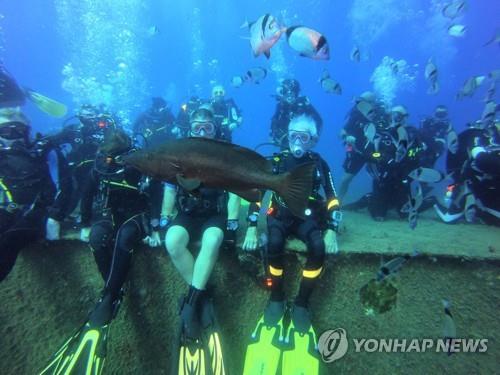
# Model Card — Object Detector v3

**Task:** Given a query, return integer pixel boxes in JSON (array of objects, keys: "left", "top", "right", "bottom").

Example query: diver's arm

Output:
[
  {"left": 46, "top": 149, "right": 73, "bottom": 221},
  {"left": 80, "top": 170, "right": 98, "bottom": 228},
  {"left": 320, "top": 158, "right": 342, "bottom": 234},
  {"left": 148, "top": 178, "right": 164, "bottom": 223}
]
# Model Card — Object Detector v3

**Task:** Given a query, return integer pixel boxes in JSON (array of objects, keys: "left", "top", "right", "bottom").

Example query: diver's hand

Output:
[
  {"left": 345, "top": 135, "right": 356, "bottom": 145},
  {"left": 146, "top": 231, "right": 162, "bottom": 248},
  {"left": 242, "top": 226, "right": 258, "bottom": 251},
  {"left": 45, "top": 218, "right": 61, "bottom": 241},
  {"left": 80, "top": 227, "right": 91, "bottom": 242},
  {"left": 324, "top": 229, "right": 339, "bottom": 254}
]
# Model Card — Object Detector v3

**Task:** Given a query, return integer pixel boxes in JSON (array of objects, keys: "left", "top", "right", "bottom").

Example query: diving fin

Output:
[
  {"left": 39, "top": 294, "right": 119, "bottom": 375},
  {"left": 24, "top": 88, "right": 68, "bottom": 118},
  {"left": 174, "top": 297, "right": 209, "bottom": 375},
  {"left": 200, "top": 297, "right": 226, "bottom": 375},
  {"left": 281, "top": 305, "right": 320, "bottom": 375},
  {"left": 243, "top": 300, "right": 286, "bottom": 375}
]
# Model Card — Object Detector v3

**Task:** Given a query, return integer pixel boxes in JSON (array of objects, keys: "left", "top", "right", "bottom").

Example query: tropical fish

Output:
[
  {"left": 363, "top": 123, "right": 376, "bottom": 144},
  {"left": 241, "top": 14, "right": 285, "bottom": 59},
  {"left": 123, "top": 137, "right": 315, "bottom": 218},
  {"left": 147, "top": 25, "right": 160, "bottom": 37},
  {"left": 285, "top": 26, "right": 330, "bottom": 60},
  {"left": 484, "top": 82, "right": 496, "bottom": 102},
  {"left": 483, "top": 28, "right": 500, "bottom": 47},
  {"left": 448, "top": 24, "right": 467, "bottom": 38},
  {"left": 376, "top": 251, "right": 419, "bottom": 282},
  {"left": 488, "top": 70, "right": 500, "bottom": 81},
  {"left": 442, "top": 1, "right": 467, "bottom": 19},
  {"left": 457, "top": 76, "right": 486, "bottom": 99},
  {"left": 481, "top": 101, "right": 497, "bottom": 124},
  {"left": 245, "top": 67, "right": 267, "bottom": 84},
  {"left": 319, "top": 70, "right": 341, "bottom": 95},
  {"left": 425, "top": 59, "right": 439, "bottom": 95},
  {"left": 447, "top": 130, "right": 459, "bottom": 154},
  {"left": 230, "top": 75, "right": 245, "bottom": 88},
  {"left": 442, "top": 299, "right": 457, "bottom": 356},
  {"left": 409, "top": 167, "right": 451, "bottom": 183},
  {"left": 350, "top": 46, "right": 360, "bottom": 62}
]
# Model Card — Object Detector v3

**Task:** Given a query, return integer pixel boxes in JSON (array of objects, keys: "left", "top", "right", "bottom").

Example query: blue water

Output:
[{"left": 1, "top": 0, "right": 498, "bottom": 201}]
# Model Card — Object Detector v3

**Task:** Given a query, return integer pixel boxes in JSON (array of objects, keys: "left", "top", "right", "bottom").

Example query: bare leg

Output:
[
  {"left": 192, "top": 227, "right": 224, "bottom": 290},
  {"left": 165, "top": 225, "right": 193, "bottom": 284}
]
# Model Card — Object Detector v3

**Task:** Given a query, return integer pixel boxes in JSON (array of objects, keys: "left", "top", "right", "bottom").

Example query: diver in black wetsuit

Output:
[
  {"left": 419, "top": 105, "right": 454, "bottom": 168},
  {"left": 0, "top": 108, "right": 72, "bottom": 282},
  {"left": 209, "top": 85, "right": 243, "bottom": 143},
  {"left": 270, "top": 79, "right": 323, "bottom": 149},
  {"left": 173, "top": 96, "right": 204, "bottom": 139},
  {"left": 133, "top": 97, "right": 175, "bottom": 147},
  {"left": 243, "top": 110, "right": 341, "bottom": 325},
  {"left": 338, "top": 91, "right": 389, "bottom": 200}
]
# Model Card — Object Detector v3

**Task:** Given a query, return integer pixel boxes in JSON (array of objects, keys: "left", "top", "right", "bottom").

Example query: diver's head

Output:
[
  {"left": 434, "top": 105, "right": 448, "bottom": 120},
  {"left": 78, "top": 104, "right": 99, "bottom": 128},
  {"left": 391, "top": 105, "right": 408, "bottom": 126},
  {"left": 357, "top": 91, "right": 376, "bottom": 104},
  {"left": 190, "top": 107, "right": 216, "bottom": 139},
  {"left": 0, "top": 107, "right": 30, "bottom": 149},
  {"left": 288, "top": 114, "right": 318, "bottom": 158},
  {"left": 151, "top": 97, "right": 168, "bottom": 114},
  {"left": 279, "top": 79, "right": 300, "bottom": 104},
  {"left": 211, "top": 85, "right": 225, "bottom": 103}
]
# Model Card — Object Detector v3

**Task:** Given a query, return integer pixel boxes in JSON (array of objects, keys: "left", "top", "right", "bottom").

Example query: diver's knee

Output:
[{"left": 165, "top": 225, "right": 189, "bottom": 256}]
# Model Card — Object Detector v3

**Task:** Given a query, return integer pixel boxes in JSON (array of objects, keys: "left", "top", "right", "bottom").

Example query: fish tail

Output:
[{"left": 275, "top": 162, "right": 315, "bottom": 218}]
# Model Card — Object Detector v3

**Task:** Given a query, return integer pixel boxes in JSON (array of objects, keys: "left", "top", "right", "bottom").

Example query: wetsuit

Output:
[
  {"left": 249, "top": 150, "right": 339, "bottom": 306},
  {"left": 341, "top": 103, "right": 389, "bottom": 175},
  {"left": 80, "top": 152, "right": 163, "bottom": 300},
  {"left": 270, "top": 97, "right": 322, "bottom": 149},
  {"left": 365, "top": 126, "right": 423, "bottom": 219},
  {"left": 133, "top": 107, "right": 175, "bottom": 148},
  {"left": 171, "top": 186, "right": 228, "bottom": 238},
  {"left": 419, "top": 117, "right": 452, "bottom": 168},
  {"left": 0, "top": 140, "right": 72, "bottom": 281},
  {"left": 211, "top": 98, "right": 242, "bottom": 143}
]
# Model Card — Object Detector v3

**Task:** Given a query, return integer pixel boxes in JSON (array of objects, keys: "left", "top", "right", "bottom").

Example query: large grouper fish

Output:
[{"left": 123, "top": 137, "right": 315, "bottom": 218}]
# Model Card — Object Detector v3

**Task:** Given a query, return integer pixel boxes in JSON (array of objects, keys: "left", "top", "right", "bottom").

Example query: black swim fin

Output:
[{"left": 39, "top": 294, "right": 120, "bottom": 375}]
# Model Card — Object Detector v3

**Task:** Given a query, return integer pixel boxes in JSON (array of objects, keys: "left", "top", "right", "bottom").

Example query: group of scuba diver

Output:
[{"left": 0, "top": 62, "right": 498, "bottom": 375}]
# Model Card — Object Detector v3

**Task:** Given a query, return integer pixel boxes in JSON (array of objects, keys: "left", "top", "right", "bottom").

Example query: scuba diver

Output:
[
  {"left": 348, "top": 105, "right": 427, "bottom": 222},
  {"left": 133, "top": 97, "right": 175, "bottom": 147},
  {"left": 270, "top": 78, "right": 323, "bottom": 149},
  {"left": 209, "top": 84, "right": 243, "bottom": 143},
  {"left": 419, "top": 105, "right": 455, "bottom": 168},
  {"left": 436, "top": 119, "right": 499, "bottom": 225},
  {"left": 0, "top": 107, "right": 72, "bottom": 282},
  {"left": 173, "top": 95, "right": 204, "bottom": 139},
  {"left": 241, "top": 111, "right": 341, "bottom": 375},
  {"left": 163, "top": 107, "right": 231, "bottom": 374},
  {"left": 39, "top": 128, "right": 163, "bottom": 375},
  {"left": 338, "top": 91, "right": 390, "bottom": 200},
  {"left": 51, "top": 104, "right": 118, "bottom": 220}
]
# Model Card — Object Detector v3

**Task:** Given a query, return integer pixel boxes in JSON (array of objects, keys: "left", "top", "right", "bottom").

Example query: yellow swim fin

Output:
[
  {"left": 281, "top": 305, "right": 320, "bottom": 375},
  {"left": 24, "top": 88, "right": 67, "bottom": 118},
  {"left": 243, "top": 300, "right": 286, "bottom": 375}
]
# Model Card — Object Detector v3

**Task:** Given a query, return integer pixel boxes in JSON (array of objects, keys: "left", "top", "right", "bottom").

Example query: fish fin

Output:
[
  {"left": 240, "top": 20, "right": 250, "bottom": 29},
  {"left": 275, "top": 162, "right": 315, "bottom": 219},
  {"left": 228, "top": 188, "right": 261, "bottom": 202},
  {"left": 264, "top": 50, "right": 271, "bottom": 59},
  {"left": 176, "top": 174, "right": 201, "bottom": 191}
]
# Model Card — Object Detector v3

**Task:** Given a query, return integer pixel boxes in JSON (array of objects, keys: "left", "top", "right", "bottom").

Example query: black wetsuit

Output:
[
  {"left": 342, "top": 103, "right": 389, "bottom": 174},
  {"left": 80, "top": 152, "right": 163, "bottom": 300},
  {"left": 365, "top": 126, "right": 423, "bottom": 219},
  {"left": 133, "top": 107, "right": 175, "bottom": 148},
  {"left": 250, "top": 150, "right": 339, "bottom": 306},
  {"left": 419, "top": 117, "right": 452, "bottom": 168},
  {"left": 211, "top": 98, "right": 242, "bottom": 143},
  {"left": 171, "top": 187, "right": 228, "bottom": 239},
  {"left": 270, "top": 97, "right": 322, "bottom": 149},
  {"left": 0, "top": 140, "right": 72, "bottom": 281}
]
